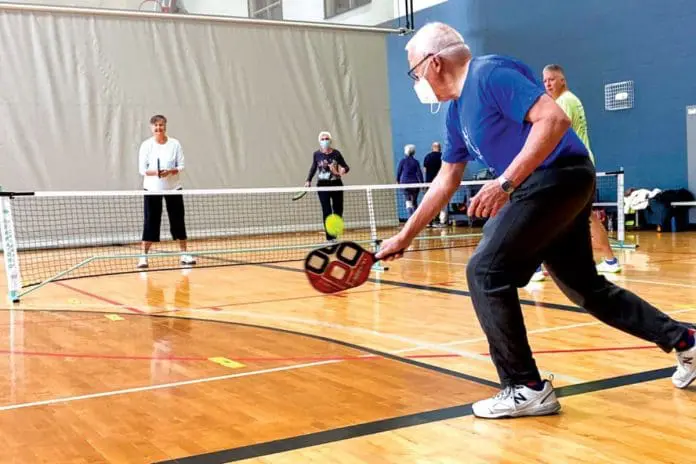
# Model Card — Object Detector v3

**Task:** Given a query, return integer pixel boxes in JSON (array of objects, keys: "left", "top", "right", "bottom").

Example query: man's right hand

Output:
[{"left": 375, "top": 232, "right": 410, "bottom": 261}]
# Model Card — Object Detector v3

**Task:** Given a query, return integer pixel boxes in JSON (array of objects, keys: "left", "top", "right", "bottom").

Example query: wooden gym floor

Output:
[{"left": 1, "top": 229, "right": 695, "bottom": 463}]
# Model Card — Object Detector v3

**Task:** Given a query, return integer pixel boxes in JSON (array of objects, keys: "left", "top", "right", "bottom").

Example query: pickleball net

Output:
[{"left": 0, "top": 171, "right": 629, "bottom": 301}]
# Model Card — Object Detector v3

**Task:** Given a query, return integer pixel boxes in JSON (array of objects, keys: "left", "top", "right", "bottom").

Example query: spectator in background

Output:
[
  {"left": 397, "top": 144, "right": 424, "bottom": 219},
  {"left": 534, "top": 64, "right": 621, "bottom": 281},
  {"left": 423, "top": 141, "right": 448, "bottom": 227}
]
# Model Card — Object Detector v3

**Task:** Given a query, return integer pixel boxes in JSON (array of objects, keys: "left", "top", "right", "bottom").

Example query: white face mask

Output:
[
  {"left": 414, "top": 78, "right": 438, "bottom": 104},
  {"left": 413, "top": 60, "right": 442, "bottom": 114}
]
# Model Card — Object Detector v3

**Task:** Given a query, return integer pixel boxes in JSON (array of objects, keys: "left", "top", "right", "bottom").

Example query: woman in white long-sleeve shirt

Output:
[{"left": 137, "top": 114, "right": 195, "bottom": 269}]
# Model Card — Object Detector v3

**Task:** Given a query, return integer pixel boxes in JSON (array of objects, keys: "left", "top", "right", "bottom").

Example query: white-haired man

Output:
[
  {"left": 526, "top": 64, "right": 621, "bottom": 283},
  {"left": 376, "top": 22, "right": 695, "bottom": 419}
]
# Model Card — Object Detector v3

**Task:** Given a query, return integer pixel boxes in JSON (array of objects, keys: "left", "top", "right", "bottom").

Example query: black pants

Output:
[
  {"left": 317, "top": 182, "right": 344, "bottom": 240},
  {"left": 466, "top": 156, "right": 688, "bottom": 387},
  {"left": 142, "top": 192, "right": 187, "bottom": 242},
  {"left": 403, "top": 188, "right": 420, "bottom": 206}
]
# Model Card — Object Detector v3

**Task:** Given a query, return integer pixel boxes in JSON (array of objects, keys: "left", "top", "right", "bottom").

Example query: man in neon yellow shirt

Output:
[{"left": 529, "top": 64, "right": 621, "bottom": 282}]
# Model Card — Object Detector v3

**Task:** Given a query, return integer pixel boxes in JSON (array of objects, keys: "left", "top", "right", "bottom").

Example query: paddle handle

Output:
[{"left": 372, "top": 239, "right": 404, "bottom": 261}]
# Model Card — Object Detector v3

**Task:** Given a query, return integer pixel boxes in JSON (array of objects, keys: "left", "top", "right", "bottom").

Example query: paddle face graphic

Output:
[{"left": 304, "top": 241, "right": 375, "bottom": 294}]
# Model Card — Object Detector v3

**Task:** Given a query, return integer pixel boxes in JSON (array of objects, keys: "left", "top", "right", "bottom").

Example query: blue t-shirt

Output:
[{"left": 443, "top": 55, "right": 589, "bottom": 175}]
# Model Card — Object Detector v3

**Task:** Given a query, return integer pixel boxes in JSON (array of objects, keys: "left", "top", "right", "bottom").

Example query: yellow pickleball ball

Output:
[{"left": 325, "top": 214, "right": 344, "bottom": 237}]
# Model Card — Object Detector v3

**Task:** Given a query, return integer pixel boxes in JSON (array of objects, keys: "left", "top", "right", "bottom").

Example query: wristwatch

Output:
[{"left": 498, "top": 176, "right": 515, "bottom": 194}]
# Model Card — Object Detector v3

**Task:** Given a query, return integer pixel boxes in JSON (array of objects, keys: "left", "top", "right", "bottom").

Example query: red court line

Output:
[
  {"left": 530, "top": 345, "right": 655, "bottom": 355},
  {"left": 0, "top": 349, "right": 458, "bottom": 363},
  {"left": 55, "top": 282, "right": 146, "bottom": 314},
  {"left": 209, "top": 278, "right": 464, "bottom": 311},
  {"left": 0, "top": 349, "right": 208, "bottom": 362}
]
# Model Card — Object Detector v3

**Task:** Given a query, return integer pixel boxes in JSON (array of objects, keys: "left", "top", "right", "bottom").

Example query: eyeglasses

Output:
[
  {"left": 407, "top": 53, "right": 433, "bottom": 81},
  {"left": 406, "top": 43, "right": 464, "bottom": 80}
]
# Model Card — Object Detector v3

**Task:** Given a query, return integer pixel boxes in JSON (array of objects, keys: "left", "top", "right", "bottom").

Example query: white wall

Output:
[
  {"left": 5, "top": 0, "right": 140, "bottom": 10},
  {"left": 180, "top": 0, "right": 246, "bottom": 16},
  {"left": 1, "top": 0, "right": 445, "bottom": 25},
  {"left": 282, "top": 0, "right": 323, "bottom": 22},
  {"left": 320, "top": 0, "right": 448, "bottom": 26},
  {"left": 284, "top": 0, "right": 449, "bottom": 26}
]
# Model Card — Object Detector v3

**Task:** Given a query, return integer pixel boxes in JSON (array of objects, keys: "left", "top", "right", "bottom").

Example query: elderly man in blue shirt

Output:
[{"left": 377, "top": 22, "right": 696, "bottom": 419}]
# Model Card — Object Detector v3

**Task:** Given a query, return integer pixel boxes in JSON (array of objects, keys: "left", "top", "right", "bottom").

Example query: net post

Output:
[
  {"left": 0, "top": 188, "right": 22, "bottom": 303},
  {"left": 366, "top": 188, "right": 387, "bottom": 272},
  {"left": 617, "top": 169, "right": 625, "bottom": 244},
  {"left": 610, "top": 168, "right": 636, "bottom": 250}
]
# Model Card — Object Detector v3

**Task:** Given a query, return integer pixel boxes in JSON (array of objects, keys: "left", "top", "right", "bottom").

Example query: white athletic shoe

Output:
[
  {"left": 180, "top": 254, "right": 196, "bottom": 265},
  {"left": 136, "top": 257, "right": 148, "bottom": 269},
  {"left": 596, "top": 260, "right": 621, "bottom": 273},
  {"left": 673, "top": 342, "right": 696, "bottom": 389},
  {"left": 530, "top": 270, "right": 546, "bottom": 282},
  {"left": 472, "top": 380, "right": 561, "bottom": 419}
]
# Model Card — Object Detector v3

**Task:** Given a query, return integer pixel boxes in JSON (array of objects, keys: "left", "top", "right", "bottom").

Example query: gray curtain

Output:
[{"left": 0, "top": 6, "right": 395, "bottom": 192}]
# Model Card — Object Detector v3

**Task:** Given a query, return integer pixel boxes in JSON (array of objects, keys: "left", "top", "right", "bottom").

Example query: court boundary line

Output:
[
  {"left": 153, "top": 365, "right": 680, "bottom": 464},
  {"left": 0, "top": 308, "right": 500, "bottom": 399},
  {"left": 248, "top": 260, "right": 589, "bottom": 314},
  {"left": 402, "top": 257, "right": 696, "bottom": 290},
  {"left": 0, "top": 359, "right": 340, "bottom": 412}
]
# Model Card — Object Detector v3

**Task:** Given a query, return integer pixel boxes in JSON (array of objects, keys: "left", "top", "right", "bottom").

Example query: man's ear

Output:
[{"left": 432, "top": 55, "right": 443, "bottom": 73}]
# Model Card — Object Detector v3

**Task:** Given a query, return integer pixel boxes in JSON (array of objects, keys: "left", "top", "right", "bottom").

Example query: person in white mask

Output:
[
  {"left": 376, "top": 22, "right": 696, "bottom": 419},
  {"left": 304, "top": 131, "right": 350, "bottom": 241}
]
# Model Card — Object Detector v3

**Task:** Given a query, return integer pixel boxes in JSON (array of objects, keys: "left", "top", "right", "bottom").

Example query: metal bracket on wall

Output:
[{"left": 399, "top": 0, "right": 415, "bottom": 35}]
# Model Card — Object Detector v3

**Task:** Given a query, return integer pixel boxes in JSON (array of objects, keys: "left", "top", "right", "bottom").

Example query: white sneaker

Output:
[
  {"left": 180, "top": 254, "right": 196, "bottom": 265},
  {"left": 530, "top": 270, "right": 546, "bottom": 282},
  {"left": 137, "top": 257, "right": 148, "bottom": 269},
  {"left": 596, "top": 260, "right": 621, "bottom": 273},
  {"left": 472, "top": 380, "right": 561, "bottom": 419},
  {"left": 673, "top": 342, "right": 696, "bottom": 389}
]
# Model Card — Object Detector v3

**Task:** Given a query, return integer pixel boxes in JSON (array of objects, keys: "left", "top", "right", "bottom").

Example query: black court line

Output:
[
  {"left": 154, "top": 366, "right": 681, "bottom": 464},
  {"left": 157, "top": 251, "right": 696, "bottom": 328},
  {"left": 146, "top": 312, "right": 501, "bottom": 389},
  {"left": 252, "top": 260, "right": 588, "bottom": 314},
  {"left": 182, "top": 249, "right": 587, "bottom": 314},
  {"left": 56, "top": 243, "right": 691, "bottom": 317}
]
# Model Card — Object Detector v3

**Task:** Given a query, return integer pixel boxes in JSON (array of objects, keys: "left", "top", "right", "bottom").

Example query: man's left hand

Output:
[{"left": 467, "top": 181, "right": 509, "bottom": 218}]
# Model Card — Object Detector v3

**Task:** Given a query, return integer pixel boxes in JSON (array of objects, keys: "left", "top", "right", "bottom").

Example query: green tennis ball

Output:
[{"left": 325, "top": 214, "right": 344, "bottom": 237}]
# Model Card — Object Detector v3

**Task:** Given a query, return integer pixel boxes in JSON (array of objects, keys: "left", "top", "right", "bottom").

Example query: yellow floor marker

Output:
[
  {"left": 208, "top": 357, "right": 245, "bottom": 369},
  {"left": 105, "top": 314, "right": 124, "bottom": 321}
]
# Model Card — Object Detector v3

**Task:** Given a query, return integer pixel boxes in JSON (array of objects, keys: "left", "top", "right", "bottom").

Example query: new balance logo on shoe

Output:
[
  {"left": 472, "top": 381, "right": 561, "bottom": 419},
  {"left": 673, "top": 345, "right": 696, "bottom": 389}
]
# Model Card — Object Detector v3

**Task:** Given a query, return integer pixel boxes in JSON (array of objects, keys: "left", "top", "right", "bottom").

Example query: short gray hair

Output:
[
  {"left": 404, "top": 144, "right": 416, "bottom": 155},
  {"left": 405, "top": 22, "right": 470, "bottom": 60},
  {"left": 543, "top": 64, "right": 566, "bottom": 77},
  {"left": 318, "top": 131, "right": 332, "bottom": 142}
]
